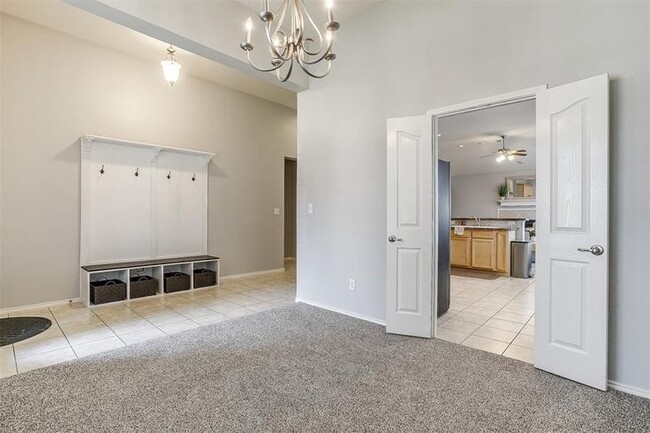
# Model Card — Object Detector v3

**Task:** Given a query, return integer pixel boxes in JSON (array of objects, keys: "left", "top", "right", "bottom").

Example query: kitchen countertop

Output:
[
  {"left": 452, "top": 217, "right": 530, "bottom": 221},
  {"left": 451, "top": 225, "right": 516, "bottom": 231}
]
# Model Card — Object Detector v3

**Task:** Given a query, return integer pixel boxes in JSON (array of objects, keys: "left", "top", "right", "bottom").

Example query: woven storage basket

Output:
[
  {"left": 90, "top": 278, "right": 127, "bottom": 305},
  {"left": 193, "top": 268, "right": 216, "bottom": 289},
  {"left": 163, "top": 272, "right": 190, "bottom": 293},
  {"left": 130, "top": 275, "right": 158, "bottom": 299}
]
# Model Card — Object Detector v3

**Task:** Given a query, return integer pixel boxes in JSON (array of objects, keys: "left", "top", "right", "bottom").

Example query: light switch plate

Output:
[
  {"left": 307, "top": 203, "right": 314, "bottom": 214},
  {"left": 348, "top": 278, "right": 356, "bottom": 290},
  {"left": 273, "top": 208, "right": 280, "bottom": 215}
]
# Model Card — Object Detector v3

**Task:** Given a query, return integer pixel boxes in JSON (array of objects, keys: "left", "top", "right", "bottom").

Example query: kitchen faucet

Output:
[{"left": 473, "top": 215, "right": 481, "bottom": 226}]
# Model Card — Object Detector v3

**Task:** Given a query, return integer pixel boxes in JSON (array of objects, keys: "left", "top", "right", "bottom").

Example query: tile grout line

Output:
[{"left": 445, "top": 274, "right": 534, "bottom": 356}]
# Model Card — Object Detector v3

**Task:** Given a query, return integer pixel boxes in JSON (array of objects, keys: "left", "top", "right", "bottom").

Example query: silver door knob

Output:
[
  {"left": 388, "top": 235, "right": 403, "bottom": 243},
  {"left": 577, "top": 244, "right": 605, "bottom": 256}
]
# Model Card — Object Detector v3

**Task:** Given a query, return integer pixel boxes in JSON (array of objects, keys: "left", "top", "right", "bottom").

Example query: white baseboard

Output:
[
  {"left": 1, "top": 298, "right": 80, "bottom": 314},
  {"left": 296, "top": 297, "right": 386, "bottom": 326},
  {"left": 608, "top": 380, "right": 650, "bottom": 399},
  {"left": 221, "top": 267, "right": 285, "bottom": 280}
]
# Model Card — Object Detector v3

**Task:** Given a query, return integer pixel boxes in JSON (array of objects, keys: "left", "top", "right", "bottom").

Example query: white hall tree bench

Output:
[
  {"left": 79, "top": 135, "right": 218, "bottom": 306},
  {"left": 80, "top": 256, "right": 219, "bottom": 306}
]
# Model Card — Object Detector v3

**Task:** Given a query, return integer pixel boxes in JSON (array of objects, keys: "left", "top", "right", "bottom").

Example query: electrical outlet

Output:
[
  {"left": 348, "top": 278, "right": 356, "bottom": 291},
  {"left": 307, "top": 203, "right": 314, "bottom": 214}
]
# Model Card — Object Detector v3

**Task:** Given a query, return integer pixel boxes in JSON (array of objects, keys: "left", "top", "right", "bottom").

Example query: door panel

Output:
[
  {"left": 451, "top": 236, "right": 471, "bottom": 267},
  {"left": 386, "top": 116, "right": 432, "bottom": 338},
  {"left": 536, "top": 74, "right": 609, "bottom": 390},
  {"left": 496, "top": 231, "right": 508, "bottom": 272},
  {"left": 471, "top": 238, "right": 495, "bottom": 270}
]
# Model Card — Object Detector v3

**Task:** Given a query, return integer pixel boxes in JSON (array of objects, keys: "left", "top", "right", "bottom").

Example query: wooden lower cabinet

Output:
[
  {"left": 451, "top": 228, "right": 512, "bottom": 273},
  {"left": 451, "top": 236, "right": 471, "bottom": 267},
  {"left": 495, "top": 230, "right": 509, "bottom": 273},
  {"left": 471, "top": 236, "right": 496, "bottom": 270}
]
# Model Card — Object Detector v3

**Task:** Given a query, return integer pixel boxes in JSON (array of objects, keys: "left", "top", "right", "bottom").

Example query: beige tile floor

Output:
[
  {"left": 0, "top": 260, "right": 296, "bottom": 378},
  {"left": 437, "top": 268, "right": 535, "bottom": 363}
]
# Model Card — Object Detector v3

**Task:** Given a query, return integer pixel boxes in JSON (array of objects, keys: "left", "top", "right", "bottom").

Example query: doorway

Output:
[
  {"left": 386, "top": 75, "right": 609, "bottom": 390},
  {"left": 284, "top": 158, "right": 297, "bottom": 264},
  {"left": 435, "top": 100, "right": 537, "bottom": 363}
]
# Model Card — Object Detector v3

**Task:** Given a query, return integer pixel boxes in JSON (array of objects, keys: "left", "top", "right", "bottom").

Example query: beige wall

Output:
[{"left": 0, "top": 14, "right": 296, "bottom": 308}]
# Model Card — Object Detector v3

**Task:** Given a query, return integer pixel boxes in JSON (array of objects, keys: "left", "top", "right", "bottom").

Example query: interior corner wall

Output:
[
  {"left": 296, "top": 1, "right": 649, "bottom": 392},
  {"left": 451, "top": 171, "right": 535, "bottom": 218},
  {"left": 0, "top": 14, "right": 296, "bottom": 309}
]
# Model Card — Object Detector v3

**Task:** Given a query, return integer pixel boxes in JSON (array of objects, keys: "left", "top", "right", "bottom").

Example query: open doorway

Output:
[
  {"left": 388, "top": 75, "right": 609, "bottom": 389},
  {"left": 284, "top": 158, "right": 297, "bottom": 271},
  {"left": 435, "top": 100, "right": 537, "bottom": 363}
]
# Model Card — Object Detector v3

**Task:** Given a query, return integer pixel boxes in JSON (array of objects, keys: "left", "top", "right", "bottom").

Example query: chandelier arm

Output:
[
  {"left": 276, "top": 56, "right": 295, "bottom": 82},
  {"left": 297, "top": 38, "right": 334, "bottom": 65},
  {"left": 246, "top": 51, "right": 287, "bottom": 73},
  {"left": 296, "top": 55, "right": 332, "bottom": 79},
  {"left": 300, "top": 1, "right": 325, "bottom": 56},
  {"left": 264, "top": 22, "right": 292, "bottom": 62}
]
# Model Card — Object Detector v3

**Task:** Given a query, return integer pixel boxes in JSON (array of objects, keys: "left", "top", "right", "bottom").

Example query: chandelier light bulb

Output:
[
  {"left": 160, "top": 45, "right": 181, "bottom": 87},
  {"left": 508, "top": 154, "right": 515, "bottom": 161},
  {"left": 245, "top": 17, "right": 253, "bottom": 43},
  {"left": 326, "top": 0, "right": 335, "bottom": 22},
  {"left": 496, "top": 155, "right": 506, "bottom": 163}
]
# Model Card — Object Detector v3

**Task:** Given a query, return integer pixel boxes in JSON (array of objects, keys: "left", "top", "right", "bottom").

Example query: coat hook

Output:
[
  {"left": 192, "top": 173, "right": 196, "bottom": 181},
  {"left": 167, "top": 171, "right": 172, "bottom": 180},
  {"left": 135, "top": 168, "right": 139, "bottom": 177},
  {"left": 100, "top": 164, "right": 105, "bottom": 174}
]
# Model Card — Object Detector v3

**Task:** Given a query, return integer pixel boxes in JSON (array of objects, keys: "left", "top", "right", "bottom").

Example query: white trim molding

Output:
[
  {"left": 608, "top": 380, "right": 650, "bottom": 400},
  {"left": 220, "top": 267, "right": 285, "bottom": 280},
  {"left": 296, "top": 298, "right": 387, "bottom": 326},
  {"left": 0, "top": 298, "right": 80, "bottom": 315}
]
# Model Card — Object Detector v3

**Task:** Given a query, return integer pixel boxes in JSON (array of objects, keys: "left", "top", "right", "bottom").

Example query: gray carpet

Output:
[{"left": 1, "top": 304, "right": 648, "bottom": 432}]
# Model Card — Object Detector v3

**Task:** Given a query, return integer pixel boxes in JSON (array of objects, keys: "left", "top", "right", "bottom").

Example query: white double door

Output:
[{"left": 386, "top": 75, "right": 609, "bottom": 390}]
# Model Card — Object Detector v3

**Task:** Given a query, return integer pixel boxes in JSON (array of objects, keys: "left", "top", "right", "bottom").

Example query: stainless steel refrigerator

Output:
[{"left": 437, "top": 160, "right": 451, "bottom": 316}]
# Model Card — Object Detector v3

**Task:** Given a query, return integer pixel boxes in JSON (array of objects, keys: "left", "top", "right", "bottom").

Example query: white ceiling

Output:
[
  {"left": 238, "top": 0, "right": 382, "bottom": 24},
  {"left": 0, "top": 0, "right": 298, "bottom": 108},
  {"left": 438, "top": 100, "right": 536, "bottom": 176}
]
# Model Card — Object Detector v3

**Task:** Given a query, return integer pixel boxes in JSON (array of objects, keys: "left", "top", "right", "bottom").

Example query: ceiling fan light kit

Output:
[{"left": 480, "top": 135, "right": 528, "bottom": 163}]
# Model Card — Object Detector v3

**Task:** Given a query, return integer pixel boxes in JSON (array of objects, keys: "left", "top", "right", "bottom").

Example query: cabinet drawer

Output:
[
  {"left": 451, "top": 228, "right": 471, "bottom": 238},
  {"left": 471, "top": 229, "right": 496, "bottom": 239}
]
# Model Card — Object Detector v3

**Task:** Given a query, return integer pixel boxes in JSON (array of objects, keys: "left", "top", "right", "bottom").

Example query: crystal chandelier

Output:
[{"left": 240, "top": 0, "right": 340, "bottom": 82}]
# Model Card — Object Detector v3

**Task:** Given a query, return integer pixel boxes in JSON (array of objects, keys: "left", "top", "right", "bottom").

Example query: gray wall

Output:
[
  {"left": 451, "top": 171, "right": 535, "bottom": 218},
  {"left": 0, "top": 14, "right": 296, "bottom": 308},
  {"left": 297, "top": 1, "right": 649, "bottom": 392}
]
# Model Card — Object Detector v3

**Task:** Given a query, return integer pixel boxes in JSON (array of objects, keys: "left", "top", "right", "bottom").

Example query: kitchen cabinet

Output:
[
  {"left": 450, "top": 228, "right": 513, "bottom": 273},
  {"left": 450, "top": 234, "right": 471, "bottom": 267}
]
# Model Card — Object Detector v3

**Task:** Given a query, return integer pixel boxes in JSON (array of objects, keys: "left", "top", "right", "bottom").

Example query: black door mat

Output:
[{"left": 0, "top": 317, "right": 52, "bottom": 347}]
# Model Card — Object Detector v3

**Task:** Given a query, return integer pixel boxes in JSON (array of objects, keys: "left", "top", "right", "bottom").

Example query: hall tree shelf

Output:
[
  {"left": 80, "top": 256, "right": 220, "bottom": 306},
  {"left": 79, "top": 135, "right": 217, "bottom": 306}
]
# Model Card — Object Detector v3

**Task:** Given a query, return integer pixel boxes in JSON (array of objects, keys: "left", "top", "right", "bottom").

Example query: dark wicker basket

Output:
[
  {"left": 193, "top": 268, "right": 217, "bottom": 288},
  {"left": 130, "top": 275, "right": 158, "bottom": 299},
  {"left": 90, "top": 278, "right": 127, "bottom": 305},
  {"left": 164, "top": 272, "right": 190, "bottom": 293}
]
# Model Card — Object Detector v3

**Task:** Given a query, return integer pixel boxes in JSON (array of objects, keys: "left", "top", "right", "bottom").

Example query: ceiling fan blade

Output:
[
  {"left": 479, "top": 153, "right": 496, "bottom": 159},
  {"left": 510, "top": 150, "right": 528, "bottom": 156}
]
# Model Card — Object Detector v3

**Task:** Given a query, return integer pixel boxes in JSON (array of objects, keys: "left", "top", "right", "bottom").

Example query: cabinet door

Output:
[
  {"left": 496, "top": 231, "right": 509, "bottom": 273},
  {"left": 451, "top": 236, "right": 471, "bottom": 267},
  {"left": 471, "top": 235, "right": 496, "bottom": 270}
]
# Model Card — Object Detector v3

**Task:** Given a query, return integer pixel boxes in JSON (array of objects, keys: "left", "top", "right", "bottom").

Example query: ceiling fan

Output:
[{"left": 479, "top": 135, "right": 527, "bottom": 163}]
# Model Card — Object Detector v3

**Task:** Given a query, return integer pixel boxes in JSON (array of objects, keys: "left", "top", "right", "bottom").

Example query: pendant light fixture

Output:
[
  {"left": 240, "top": 0, "right": 340, "bottom": 82},
  {"left": 161, "top": 45, "right": 181, "bottom": 86}
]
